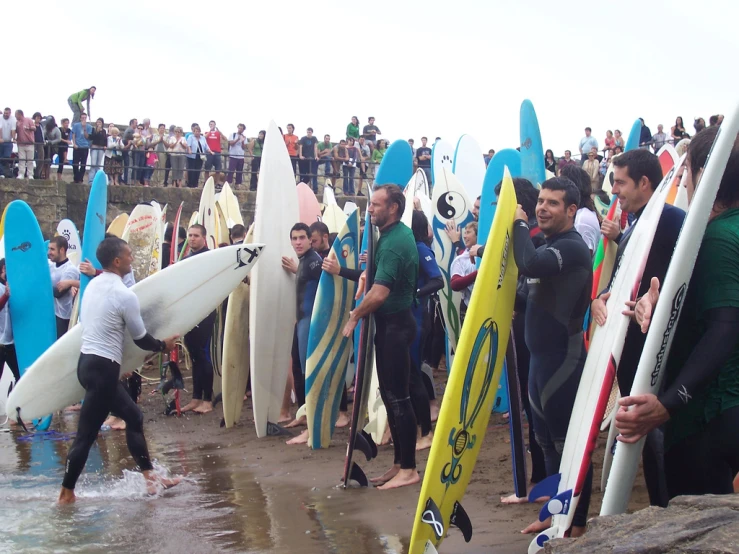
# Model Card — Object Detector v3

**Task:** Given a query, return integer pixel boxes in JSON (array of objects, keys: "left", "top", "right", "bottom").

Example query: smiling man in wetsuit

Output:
[
  {"left": 342, "top": 184, "right": 419, "bottom": 490},
  {"left": 284, "top": 223, "right": 323, "bottom": 445},
  {"left": 180, "top": 224, "right": 217, "bottom": 414},
  {"left": 512, "top": 177, "right": 593, "bottom": 536},
  {"left": 59, "top": 237, "right": 180, "bottom": 504}
]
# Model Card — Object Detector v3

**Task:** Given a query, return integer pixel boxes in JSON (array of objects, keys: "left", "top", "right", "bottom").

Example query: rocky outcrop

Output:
[{"left": 545, "top": 495, "right": 739, "bottom": 553}]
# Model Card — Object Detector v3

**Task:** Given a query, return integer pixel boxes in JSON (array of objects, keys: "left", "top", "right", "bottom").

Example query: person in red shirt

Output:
[
  {"left": 284, "top": 123, "right": 299, "bottom": 176},
  {"left": 203, "top": 120, "right": 223, "bottom": 182}
]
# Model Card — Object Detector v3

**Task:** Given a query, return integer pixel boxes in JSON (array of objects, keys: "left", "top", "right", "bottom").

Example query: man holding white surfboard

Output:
[
  {"left": 590, "top": 149, "right": 685, "bottom": 507},
  {"left": 181, "top": 224, "right": 217, "bottom": 414},
  {"left": 59, "top": 237, "right": 180, "bottom": 504},
  {"left": 48, "top": 236, "right": 80, "bottom": 339},
  {"left": 342, "top": 184, "right": 420, "bottom": 490},
  {"left": 512, "top": 177, "right": 593, "bottom": 535}
]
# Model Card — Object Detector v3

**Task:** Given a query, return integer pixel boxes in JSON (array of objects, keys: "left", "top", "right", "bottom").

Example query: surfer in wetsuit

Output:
[
  {"left": 618, "top": 127, "right": 739, "bottom": 499},
  {"left": 180, "top": 224, "right": 216, "bottom": 414},
  {"left": 284, "top": 223, "right": 323, "bottom": 445},
  {"left": 590, "top": 149, "right": 685, "bottom": 508},
  {"left": 48, "top": 236, "right": 80, "bottom": 338},
  {"left": 512, "top": 177, "right": 593, "bottom": 536},
  {"left": 342, "top": 184, "right": 420, "bottom": 490},
  {"left": 410, "top": 210, "right": 443, "bottom": 451},
  {"left": 58, "top": 237, "right": 180, "bottom": 504},
  {"left": 309, "top": 220, "right": 352, "bottom": 429},
  {"left": 470, "top": 177, "right": 549, "bottom": 504}
]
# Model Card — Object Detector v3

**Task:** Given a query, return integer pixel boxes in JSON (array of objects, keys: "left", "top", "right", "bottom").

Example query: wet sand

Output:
[{"left": 0, "top": 369, "right": 650, "bottom": 554}]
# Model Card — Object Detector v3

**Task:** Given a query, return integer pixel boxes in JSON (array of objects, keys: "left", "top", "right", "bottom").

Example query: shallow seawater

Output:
[{"left": 0, "top": 413, "right": 405, "bottom": 554}]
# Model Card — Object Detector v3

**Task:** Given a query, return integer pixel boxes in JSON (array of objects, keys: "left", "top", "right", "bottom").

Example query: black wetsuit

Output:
[
  {"left": 292, "top": 248, "right": 323, "bottom": 407},
  {"left": 513, "top": 220, "right": 593, "bottom": 527},
  {"left": 184, "top": 246, "right": 216, "bottom": 402}
]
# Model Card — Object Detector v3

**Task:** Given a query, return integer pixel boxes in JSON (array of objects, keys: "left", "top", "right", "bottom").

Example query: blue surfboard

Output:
[
  {"left": 625, "top": 119, "right": 643, "bottom": 153},
  {"left": 374, "top": 140, "right": 413, "bottom": 186},
  {"left": 78, "top": 171, "right": 108, "bottom": 301},
  {"left": 5, "top": 201, "right": 57, "bottom": 428},
  {"left": 305, "top": 209, "right": 360, "bottom": 448},
  {"left": 478, "top": 148, "right": 522, "bottom": 257},
  {"left": 520, "top": 99, "right": 546, "bottom": 187}
]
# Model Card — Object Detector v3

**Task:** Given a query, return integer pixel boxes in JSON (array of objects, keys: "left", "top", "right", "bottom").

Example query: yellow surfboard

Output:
[
  {"left": 106, "top": 213, "right": 129, "bottom": 238},
  {"left": 409, "top": 168, "right": 519, "bottom": 554}
]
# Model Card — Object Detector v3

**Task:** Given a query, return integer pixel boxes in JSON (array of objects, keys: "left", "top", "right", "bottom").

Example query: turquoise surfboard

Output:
[
  {"left": 624, "top": 119, "right": 643, "bottom": 152},
  {"left": 520, "top": 99, "right": 546, "bottom": 187},
  {"left": 305, "top": 209, "right": 360, "bottom": 448},
  {"left": 5, "top": 201, "right": 57, "bottom": 428},
  {"left": 79, "top": 171, "right": 108, "bottom": 301},
  {"left": 478, "top": 148, "right": 522, "bottom": 257},
  {"left": 374, "top": 140, "right": 413, "bottom": 186}
]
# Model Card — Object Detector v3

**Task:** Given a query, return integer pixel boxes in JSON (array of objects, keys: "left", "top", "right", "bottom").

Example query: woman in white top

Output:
[
  {"left": 0, "top": 259, "right": 19, "bottom": 385},
  {"left": 560, "top": 165, "right": 601, "bottom": 255},
  {"left": 104, "top": 127, "right": 124, "bottom": 185},
  {"left": 167, "top": 127, "right": 189, "bottom": 188}
]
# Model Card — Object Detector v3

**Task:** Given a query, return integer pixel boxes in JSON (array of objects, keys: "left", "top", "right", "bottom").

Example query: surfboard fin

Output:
[
  {"left": 450, "top": 501, "right": 472, "bottom": 542},
  {"left": 348, "top": 462, "right": 368, "bottom": 487},
  {"left": 539, "top": 489, "right": 572, "bottom": 521},
  {"left": 212, "top": 392, "right": 222, "bottom": 409},
  {"left": 529, "top": 526, "right": 558, "bottom": 554},
  {"left": 15, "top": 407, "right": 29, "bottom": 433},
  {"left": 295, "top": 404, "right": 307, "bottom": 420},
  {"left": 266, "top": 421, "right": 292, "bottom": 437},
  {"left": 422, "top": 540, "right": 439, "bottom": 554},
  {"left": 529, "top": 473, "right": 560, "bottom": 503},
  {"left": 354, "top": 430, "right": 377, "bottom": 461},
  {"left": 34, "top": 414, "right": 53, "bottom": 432}
]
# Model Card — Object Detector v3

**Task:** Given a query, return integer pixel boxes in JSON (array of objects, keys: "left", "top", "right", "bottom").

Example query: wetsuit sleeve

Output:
[
  {"left": 133, "top": 333, "right": 166, "bottom": 352},
  {"left": 451, "top": 272, "right": 476, "bottom": 291},
  {"left": 514, "top": 276, "right": 529, "bottom": 312},
  {"left": 659, "top": 307, "right": 739, "bottom": 415},
  {"left": 338, "top": 267, "right": 363, "bottom": 282},
  {"left": 418, "top": 276, "right": 444, "bottom": 297},
  {"left": 512, "top": 219, "right": 562, "bottom": 278},
  {"left": 453, "top": 240, "right": 465, "bottom": 254},
  {"left": 476, "top": 244, "right": 485, "bottom": 259},
  {"left": 307, "top": 255, "right": 323, "bottom": 281},
  {"left": 120, "top": 291, "right": 148, "bottom": 341}
]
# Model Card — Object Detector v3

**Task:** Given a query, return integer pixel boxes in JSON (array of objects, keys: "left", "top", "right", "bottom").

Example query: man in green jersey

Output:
[{"left": 343, "top": 184, "right": 419, "bottom": 490}]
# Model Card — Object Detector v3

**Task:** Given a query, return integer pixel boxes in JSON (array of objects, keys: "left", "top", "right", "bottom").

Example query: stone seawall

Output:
[{"left": 0, "top": 179, "right": 367, "bottom": 238}]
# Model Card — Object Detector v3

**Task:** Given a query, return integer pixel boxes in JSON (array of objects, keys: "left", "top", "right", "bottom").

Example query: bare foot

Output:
[
  {"left": 285, "top": 415, "right": 306, "bottom": 428},
  {"left": 64, "top": 404, "right": 82, "bottom": 413},
  {"left": 58, "top": 487, "right": 76, "bottom": 504},
  {"left": 278, "top": 410, "right": 292, "bottom": 424},
  {"left": 286, "top": 429, "right": 308, "bottom": 445},
  {"left": 144, "top": 471, "right": 182, "bottom": 495},
  {"left": 193, "top": 401, "right": 213, "bottom": 414},
  {"left": 103, "top": 415, "right": 117, "bottom": 427},
  {"left": 377, "top": 469, "right": 420, "bottom": 490},
  {"left": 380, "top": 426, "right": 392, "bottom": 445},
  {"left": 500, "top": 493, "right": 530, "bottom": 504},
  {"left": 335, "top": 411, "right": 350, "bottom": 428},
  {"left": 430, "top": 400, "right": 440, "bottom": 423},
  {"left": 521, "top": 516, "right": 551, "bottom": 534},
  {"left": 416, "top": 432, "right": 433, "bottom": 451},
  {"left": 180, "top": 400, "right": 202, "bottom": 413},
  {"left": 109, "top": 417, "right": 126, "bottom": 431},
  {"left": 370, "top": 465, "right": 399, "bottom": 485}
]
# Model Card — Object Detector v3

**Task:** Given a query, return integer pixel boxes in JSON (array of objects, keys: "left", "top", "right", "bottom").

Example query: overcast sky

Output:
[{"left": 6, "top": 0, "right": 735, "bottom": 155}]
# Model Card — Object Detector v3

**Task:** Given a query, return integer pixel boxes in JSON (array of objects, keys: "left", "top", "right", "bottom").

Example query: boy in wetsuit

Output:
[{"left": 283, "top": 223, "right": 323, "bottom": 444}]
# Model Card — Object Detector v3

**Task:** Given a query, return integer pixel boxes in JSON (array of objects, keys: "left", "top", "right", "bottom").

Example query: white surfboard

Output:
[
  {"left": 530, "top": 156, "right": 681, "bottom": 551},
  {"left": 600, "top": 103, "right": 739, "bottom": 517},
  {"left": 402, "top": 169, "right": 433, "bottom": 228},
  {"left": 343, "top": 201, "right": 358, "bottom": 217},
  {"left": 122, "top": 204, "right": 158, "bottom": 283},
  {"left": 6, "top": 244, "right": 265, "bottom": 422},
  {"left": 147, "top": 202, "right": 166, "bottom": 277},
  {"left": 250, "top": 120, "right": 300, "bottom": 438},
  {"left": 56, "top": 219, "right": 82, "bottom": 266},
  {"left": 431, "top": 139, "right": 455, "bottom": 185},
  {"left": 198, "top": 177, "right": 218, "bottom": 250},
  {"left": 453, "top": 134, "right": 486, "bottom": 201},
  {"left": 322, "top": 180, "right": 348, "bottom": 234}
]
